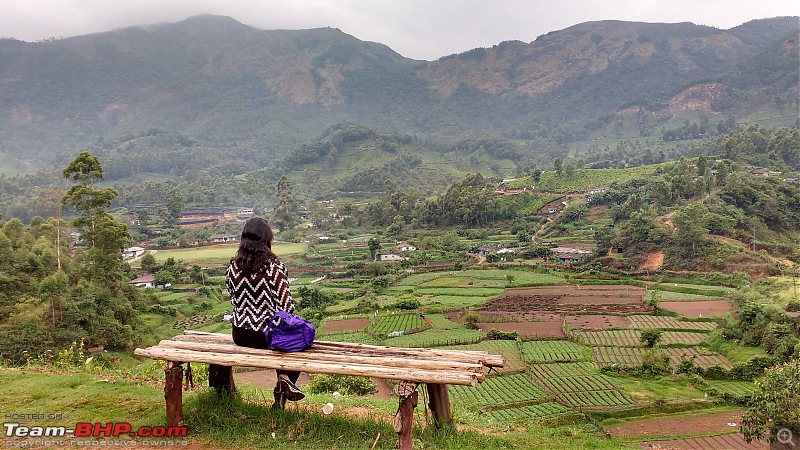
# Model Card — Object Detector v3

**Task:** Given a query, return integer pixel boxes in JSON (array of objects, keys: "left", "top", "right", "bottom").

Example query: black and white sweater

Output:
[{"left": 225, "top": 259, "right": 295, "bottom": 332}]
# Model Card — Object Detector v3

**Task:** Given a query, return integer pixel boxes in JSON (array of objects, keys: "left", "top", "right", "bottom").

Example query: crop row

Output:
[
  {"left": 660, "top": 331, "right": 709, "bottom": 345},
  {"left": 548, "top": 376, "right": 618, "bottom": 392},
  {"left": 317, "top": 331, "right": 379, "bottom": 345},
  {"left": 372, "top": 313, "right": 427, "bottom": 334},
  {"left": 443, "top": 340, "right": 526, "bottom": 374},
  {"left": 558, "top": 390, "right": 634, "bottom": 408},
  {"left": 487, "top": 402, "right": 577, "bottom": 422},
  {"left": 529, "top": 362, "right": 594, "bottom": 379},
  {"left": 520, "top": 340, "right": 585, "bottom": 362},
  {"left": 448, "top": 373, "right": 549, "bottom": 406},
  {"left": 627, "top": 315, "right": 717, "bottom": 331},
  {"left": 381, "top": 327, "right": 486, "bottom": 348},
  {"left": 592, "top": 347, "right": 732, "bottom": 369},
  {"left": 573, "top": 330, "right": 642, "bottom": 347}
]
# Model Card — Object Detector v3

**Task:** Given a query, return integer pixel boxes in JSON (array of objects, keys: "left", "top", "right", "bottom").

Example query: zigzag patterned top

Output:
[{"left": 226, "top": 259, "right": 295, "bottom": 332}]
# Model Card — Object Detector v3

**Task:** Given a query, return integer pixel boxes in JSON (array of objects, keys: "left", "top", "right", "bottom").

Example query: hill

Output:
[{"left": 0, "top": 15, "right": 797, "bottom": 174}]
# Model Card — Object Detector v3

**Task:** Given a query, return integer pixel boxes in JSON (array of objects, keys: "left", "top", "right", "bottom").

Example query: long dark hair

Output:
[{"left": 233, "top": 217, "right": 278, "bottom": 273}]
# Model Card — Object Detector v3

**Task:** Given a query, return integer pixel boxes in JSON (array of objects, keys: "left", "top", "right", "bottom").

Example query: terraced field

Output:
[
  {"left": 529, "top": 362, "right": 634, "bottom": 409},
  {"left": 520, "top": 340, "right": 585, "bottom": 362},
  {"left": 627, "top": 315, "right": 717, "bottom": 331}
]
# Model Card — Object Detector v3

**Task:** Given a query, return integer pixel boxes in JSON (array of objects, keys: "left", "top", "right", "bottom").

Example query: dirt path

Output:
[{"left": 608, "top": 410, "right": 746, "bottom": 439}]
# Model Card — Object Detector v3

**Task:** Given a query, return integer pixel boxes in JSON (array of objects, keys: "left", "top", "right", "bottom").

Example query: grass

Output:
[
  {"left": 703, "top": 334, "right": 767, "bottom": 365},
  {"left": 0, "top": 368, "right": 638, "bottom": 449},
  {"left": 154, "top": 242, "right": 307, "bottom": 267},
  {"left": 604, "top": 374, "right": 710, "bottom": 404}
]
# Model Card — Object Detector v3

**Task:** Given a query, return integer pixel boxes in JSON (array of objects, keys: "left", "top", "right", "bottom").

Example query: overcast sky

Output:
[{"left": 1, "top": 0, "right": 797, "bottom": 60}]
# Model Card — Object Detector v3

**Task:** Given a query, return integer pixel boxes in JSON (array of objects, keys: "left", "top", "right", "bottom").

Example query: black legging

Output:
[{"left": 232, "top": 326, "right": 301, "bottom": 386}]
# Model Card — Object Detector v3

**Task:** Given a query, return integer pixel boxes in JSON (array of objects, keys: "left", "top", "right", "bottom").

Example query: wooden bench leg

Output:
[
  {"left": 164, "top": 361, "right": 184, "bottom": 427},
  {"left": 426, "top": 383, "right": 453, "bottom": 428},
  {"left": 208, "top": 364, "right": 236, "bottom": 393},
  {"left": 394, "top": 381, "right": 419, "bottom": 450}
]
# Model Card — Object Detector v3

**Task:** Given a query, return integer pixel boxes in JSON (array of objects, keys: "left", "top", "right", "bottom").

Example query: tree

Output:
[
  {"left": 741, "top": 359, "right": 800, "bottom": 444},
  {"left": 553, "top": 157, "right": 563, "bottom": 175},
  {"left": 273, "top": 176, "right": 297, "bottom": 232},
  {"left": 140, "top": 253, "right": 157, "bottom": 273},
  {"left": 368, "top": 237, "right": 381, "bottom": 261},
  {"left": 61, "top": 152, "right": 130, "bottom": 287},
  {"left": 672, "top": 202, "right": 709, "bottom": 255},
  {"left": 164, "top": 186, "right": 185, "bottom": 223}
]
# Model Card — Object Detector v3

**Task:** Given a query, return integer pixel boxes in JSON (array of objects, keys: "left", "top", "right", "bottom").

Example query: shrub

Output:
[
  {"left": 640, "top": 329, "right": 663, "bottom": 347},
  {"left": 306, "top": 374, "right": 377, "bottom": 396}
]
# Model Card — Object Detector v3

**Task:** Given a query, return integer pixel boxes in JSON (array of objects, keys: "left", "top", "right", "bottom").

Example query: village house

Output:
[
  {"left": 751, "top": 168, "right": 770, "bottom": 176},
  {"left": 122, "top": 246, "right": 146, "bottom": 259},
  {"left": 128, "top": 274, "right": 155, "bottom": 288},
  {"left": 475, "top": 244, "right": 501, "bottom": 256},
  {"left": 550, "top": 246, "right": 593, "bottom": 263},
  {"left": 376, "top": 252, "right": 408, "bottom": 262},
  {"left": 210, "top": 234, "right": 237, "bottom": 243},
  {"left": 396, "top": 243, "right": 417, "bottom": 252}
]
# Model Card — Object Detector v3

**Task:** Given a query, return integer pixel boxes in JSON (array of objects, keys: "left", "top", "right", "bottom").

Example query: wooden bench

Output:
[{"left": 134, "top": 331, "right": 504, "bottom": 450}]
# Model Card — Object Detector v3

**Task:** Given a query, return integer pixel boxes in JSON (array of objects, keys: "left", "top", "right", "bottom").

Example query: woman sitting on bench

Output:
[{"left": 225, "top": 217, "right": 304, "bottom": 409}]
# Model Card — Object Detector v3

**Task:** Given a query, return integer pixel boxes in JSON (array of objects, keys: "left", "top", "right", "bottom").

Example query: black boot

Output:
[{"left": 277, "top": 375, "right": 305, "bottom": 402}]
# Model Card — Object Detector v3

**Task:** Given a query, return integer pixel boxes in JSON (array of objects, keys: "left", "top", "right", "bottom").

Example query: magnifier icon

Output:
[{"left": 777, "top": 428, "right": 795, "bottom": 447}]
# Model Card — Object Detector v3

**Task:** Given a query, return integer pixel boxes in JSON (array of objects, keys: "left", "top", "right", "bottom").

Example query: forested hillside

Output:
[{"left": 0, "top": 15, "right": 796, "bottom": 175}]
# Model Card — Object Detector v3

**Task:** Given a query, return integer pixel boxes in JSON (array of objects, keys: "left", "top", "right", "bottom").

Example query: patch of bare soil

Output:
[
  {"left": 608, "top": 410, "right": 746, "bottom": 439},
  {"left": 638, "top": 251, "right": 664, "bottom": 272},
  {"left": 565, "top": 314, "right": 631, "bottom": 330},
  {"left": 639, "top": 433, "right": 768, "bottom": 450},
  {"left": 661, "top": 300, "right": 732, "bottom": 318},
  {"left": 321, "top": 317, "right": 370, "bottom": 332},
  {"left": 478, "top": 321, "right": 566, "bottom": 338}
]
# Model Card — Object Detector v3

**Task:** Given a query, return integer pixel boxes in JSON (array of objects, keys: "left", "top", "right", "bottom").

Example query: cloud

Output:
[{"left": 0, "top": 0, "right": 796, "bottom": 60}]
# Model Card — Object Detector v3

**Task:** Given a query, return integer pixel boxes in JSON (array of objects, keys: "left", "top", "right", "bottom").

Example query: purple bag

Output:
[{"left": 265, "top": 311, "right": 315, "bottom": 352}]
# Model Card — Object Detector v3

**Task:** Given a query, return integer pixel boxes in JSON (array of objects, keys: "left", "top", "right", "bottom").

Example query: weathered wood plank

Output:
[
  {"left": 426, "top": 383, "right": 453, "bottom": 428},
  {"left": 156, "top": 340, "right": 484, "bottom": 373},
  {"left": 175, "top": 331, "right": 505, "bottom": 367},
  {"left": 164, "top": 361, "right": 183, "bottom": 427},
  {"left": 134, "top": 347, "right": 480, "bottom": 386}
]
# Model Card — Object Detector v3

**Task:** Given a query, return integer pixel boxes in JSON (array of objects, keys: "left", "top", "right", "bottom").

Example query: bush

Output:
[
  {"left": 486, "top": 329, "right": 518, "bottom": 340},
  {"left": 392, "top": 298, "right": 421, "bottom": 310},
  {"left": 640, "top": 329, "right": 663, "bottom": 347},
  {"left": 306, "top": 374, "right": 377, "bottom": 396}
]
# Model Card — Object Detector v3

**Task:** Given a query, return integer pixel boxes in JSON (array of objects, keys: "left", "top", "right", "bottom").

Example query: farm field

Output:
[
  {"left": 529, "top": 362, "right": 634, "bottom": 409},
  {"left": 443, "top": 340, "right": 527, "bottom": 374},
  {"left": 448, "top": 372, "right": 549, "bottom": 407},
  {"left": 320, "top": 317, "right": 370, "bottom": 333},
  {"left": 477, "top": 320, "right": 566, "bottom": 339},
  {"left": 574, "top": 329, "right": 711, "bottom": 347},
  {"left": 592, "top": 347, "right": 732, "bottom": 369},
  {"left": 661, "top": 300, "right": 732, "bottom": 318},
  {"left": 607, "top": 409, "right": 748, "bottom": 439},
  {"left": 128, "top": 264, "right": 769, "bottom": 447},
  {"left": 521, "top": 340, "right": 585, "bottom": 362},
  {"left": 566, "top": 314, "right": 631, "bottom": 330},
  {"left": 627, "top": 315, "right": 717, "bottom": 331},
  {"left": 153, "top": 242, "right": 307, "bottom": 266}
]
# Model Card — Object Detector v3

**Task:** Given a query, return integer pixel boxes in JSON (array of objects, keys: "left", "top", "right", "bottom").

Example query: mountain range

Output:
[{"left": 0, "top": 14, "right": 797, "bottom": 174}]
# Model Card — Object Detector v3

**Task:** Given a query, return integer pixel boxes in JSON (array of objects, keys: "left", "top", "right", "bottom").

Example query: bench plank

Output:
[
  {"left": 155, "top": 340, "right": 486, "bottom": 374},
  {"left": 176, "top": 331, "right": 505, "bottom": 367},
  {"left": 134, "top": 347, "right": 481, "bottom": 386}
]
